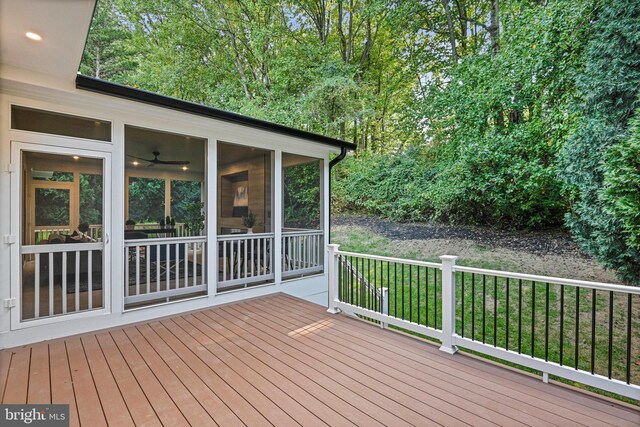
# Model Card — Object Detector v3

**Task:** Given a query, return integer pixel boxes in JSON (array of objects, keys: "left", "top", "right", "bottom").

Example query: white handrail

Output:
[
  {"left": 217, "top": 232, "right": 274, "bottom": 241},
  {"left": 125, "top": 235, "right": 205, "bottom": 246},
  {"left": 454, "top": 265, "right": 640, "bottom": 294},
  {"left": 337, "top": 250, "right": 442, "bottom": 269},
  {"left": 282, "top": 229, "right": 322, "bottom": 236},
  {"left": 22, "top": 242, "right": 103, "bottom": 254}
]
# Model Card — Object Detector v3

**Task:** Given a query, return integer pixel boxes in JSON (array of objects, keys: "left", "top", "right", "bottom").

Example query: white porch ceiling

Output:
[{"left": 0, "top": 0, "right": 95, "bottom": 80}]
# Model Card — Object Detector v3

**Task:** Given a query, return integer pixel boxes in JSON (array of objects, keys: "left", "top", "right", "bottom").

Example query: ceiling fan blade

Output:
[
  {"left": 155, "top": 160, "right": 191, "bottom": 165},
  {"left": 127, "top": 154, "right": 154, "bottom": 162}
]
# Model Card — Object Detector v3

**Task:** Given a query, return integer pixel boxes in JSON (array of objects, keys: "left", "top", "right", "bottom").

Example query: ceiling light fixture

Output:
[
  {"left": 72, "top": 156, "right": 80, "bottom": 160},
  {"left": 182, "top": 166, "right": 188, "bottom": 171},
  {"left": 132, "top": 160, "right": 139, "bottom": 166},
  {"left": 26, "top": 32, "right": 42, "bottom": 41}
]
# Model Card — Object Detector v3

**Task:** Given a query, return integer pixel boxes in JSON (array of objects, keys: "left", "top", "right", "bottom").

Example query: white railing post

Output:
[
  {"left": 381, "top": 287, "right": 389, "bottom": 329},
  {"left": 439, "top": 255, "right": 459, "bottom": 354},
  {"left": 327, "top": 244, "right": 341, "bottom": 314}
]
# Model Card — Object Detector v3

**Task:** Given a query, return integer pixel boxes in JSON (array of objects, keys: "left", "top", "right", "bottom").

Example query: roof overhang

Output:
[
  {"left": 0, "top": 0, "right": 96, "bottom": 84},
  {"left": 77, "top": 75, "right": 357, "bottom": 151}
]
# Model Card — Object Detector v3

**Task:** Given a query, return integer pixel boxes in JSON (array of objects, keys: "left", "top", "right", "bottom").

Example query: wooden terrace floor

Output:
[{"left": 1, "top": 293, "right": 638, "bottom": 426}]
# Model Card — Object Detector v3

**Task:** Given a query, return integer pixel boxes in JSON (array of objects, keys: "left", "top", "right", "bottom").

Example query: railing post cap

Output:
[
  {"left": 327, "top": 243, "right": 340, "bottom": 251},
  {"left": 439, "top": 255, "right": 458, "bottom": 262}
]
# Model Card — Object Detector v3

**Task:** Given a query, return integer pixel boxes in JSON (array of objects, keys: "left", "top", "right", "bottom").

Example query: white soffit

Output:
[{"left": 0, "top": 0, "right": 96, "bottom": 80}]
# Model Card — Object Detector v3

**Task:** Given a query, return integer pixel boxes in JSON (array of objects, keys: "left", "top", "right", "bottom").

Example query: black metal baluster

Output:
[
  {"left": 401, "top": 264, "right": 405, "bottom": 320},
  {"left": 506, "top": 278, "right": 510, "bottom": 351},
  {"left": 367, "top": 258, "right": 371, "bottom": 310},
  {"left": 387, "top": 261, "right": 390, "bottom": 315},
  {"left": 471, "top": 273, "right": 476, "bottom": 340},
  {"left": 435, "top": 268, "right": 440, "bottom": 328},
  {"left": 394, "top": 262, "right": 398, "bottom": 317},
  {"left": 373, "top": 259, "right": 377, "bottom": 312},
  {"left": 627, "top": 294, "right": 632, "bottom": 384},
  {"left": 532, "top": 281, "right": 536, "bottom": 358},
  {"left": 426, "top": 267, "right": 430, "bottom": 327},
  {"left": 351, "top": 256, "right": 355, "bottom": 305},
  {"left": 591, "top": 288, "right": 596, "bottom": 374},
  {"left": 363, "top": 257, "right": 368, "bottom": 309},
  {"left": 417, "top": 266, "right": 421, "bottom": 325},
  {"left": 482, "top": 275, "right": 486, "bottom": 344},
  {"left": 575, "top": 287, "right": 580, "bottom": 370},
  {"left": 493, "top": 276, "right": 498, "bottom": 347},
  {"left": 518, "top": 279, "right": 523, "bottom": 354},
  {"left": 560, "top": 285, "right": 565, "bottom": 365},
  {"left": 409, "top": 264, "right": 413, "bottom": 323},
  {"left": 339, "top": 255, "right": 343, "bottom": 302},
  {"left": 545, "top": 283, "right": 550, "bottom": 361},
  {"left": 461, "top": 273, "right": 465, "bottom": 338},
  {"left": 608, "top": 291, "right": 613, "bottom": 379}
]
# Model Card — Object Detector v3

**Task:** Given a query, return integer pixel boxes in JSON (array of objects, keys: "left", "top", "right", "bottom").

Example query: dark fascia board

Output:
[{"left": 76, "top": 75, "right": 357, "bottom": 151}]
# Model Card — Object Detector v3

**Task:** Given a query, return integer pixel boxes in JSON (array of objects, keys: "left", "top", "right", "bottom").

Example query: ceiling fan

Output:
[{"left": 128, "top": 151, "right": 190, "bottom": 167}]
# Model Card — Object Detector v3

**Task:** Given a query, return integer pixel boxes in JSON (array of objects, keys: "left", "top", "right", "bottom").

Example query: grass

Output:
[{"left": 332, "top": 227, "right": 640, "bottom": 405}]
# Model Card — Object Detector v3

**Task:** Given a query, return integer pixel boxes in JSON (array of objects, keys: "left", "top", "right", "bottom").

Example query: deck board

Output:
[
  {"left": 66, "top": 337, "right": 107, "bottom": 427},
  {"left": 1, "top": 293, "right": 638, "bottom": 427},
  {"left": 273, "top": 293, "right": 640, "bottom": 426},
  {"left": 49, "top": 341, "right": 79, "bottom": 427},
  {"left": 27, "top": 343, "right": 50, "bottom": 404}
]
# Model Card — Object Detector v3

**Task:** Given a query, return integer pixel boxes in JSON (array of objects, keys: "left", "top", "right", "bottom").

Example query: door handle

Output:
[{"left": 104, "top": 232, "right": 110, "bottom": 244}]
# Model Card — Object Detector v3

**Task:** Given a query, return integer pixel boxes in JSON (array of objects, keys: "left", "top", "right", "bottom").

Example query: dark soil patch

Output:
[{"left": 333, "top": 215, "right": 589, "bottom": 258}]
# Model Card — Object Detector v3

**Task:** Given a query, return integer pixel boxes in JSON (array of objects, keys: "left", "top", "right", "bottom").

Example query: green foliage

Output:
[
  {"left": 559, "top": 0, "right": 640, "bottom": 284},
  {"left": 242, "top": 210, "right": 258, "bottom": 229},
  {"left": 183, "top": 202, "right": 205, "bottom": 236},
  {"left": 283, "top": 161, "right": 321, "bottom": 228},
  {"left": 333, "top": 148, "right": 434, "bottom": 222},
  {"left": 35, "top": 188, "right": 70, "bottom": 227},
  {"left": 603, "top": 111, "right": 640, "bottom": 251},
  {"left": 170, "top": 180, "right": 202, "bottom": 223},
  {"left": 79, "top": 0, "right": 137, "bottom": 82},
  {"left": 128, "top": 177, "right": 165, "bottom": 223},
  {"left": 79, "top": 174, "right": 103, "bottom": 226},
  {"left": 335, "top": 0, "right": 585, "bottom": 228}
]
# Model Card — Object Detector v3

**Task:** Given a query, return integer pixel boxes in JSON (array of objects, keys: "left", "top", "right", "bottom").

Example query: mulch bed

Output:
[{"left": 332, "top": 215, "right": 590, "bottom": 258}]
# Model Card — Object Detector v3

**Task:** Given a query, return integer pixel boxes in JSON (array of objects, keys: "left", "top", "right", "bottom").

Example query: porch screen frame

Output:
[{"left": 10, "top": 140, "right": 112, "bottom": 330}]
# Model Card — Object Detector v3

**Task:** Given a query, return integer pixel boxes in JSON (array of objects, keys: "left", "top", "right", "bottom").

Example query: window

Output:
[
  {"left": 125, "top": 126, "right": 206, "bottom": 238},
  {"left": 217, "top": 142, "right": 273, "bottom": 235},
  {"left": 12, "top": 106, "right": 111, "bottom": 141}
]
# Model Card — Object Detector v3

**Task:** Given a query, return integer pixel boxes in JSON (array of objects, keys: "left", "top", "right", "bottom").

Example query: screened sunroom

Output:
[{"left": 0, "top": 0, "right": 354, "bottom": 347}]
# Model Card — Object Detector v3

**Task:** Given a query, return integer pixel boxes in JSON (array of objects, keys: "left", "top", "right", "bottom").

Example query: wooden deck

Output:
[{"left": 1, "top": 294, "right": 638, "bottom": 426}]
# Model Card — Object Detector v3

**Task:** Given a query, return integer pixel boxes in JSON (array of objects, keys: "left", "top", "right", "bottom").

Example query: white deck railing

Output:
[
  {"left": 131, "top": 222, "right": 186, "bottom": 236},
  {"left": 124, "top": 236, "right": 206, "bottom": 306},
  {"left": 33, "top": 227, "right": 72, "bottom": 245},
  {"left": 217, "top": 233, "right": 274, "bottom": 290},
  {"left": 282, "top": 230, "right": 324, "bottom": 278},
  {"left": 327, "top": 245, "right": 640, "bottom": 400},
  {"left": 21, "top": 242, "right": 104, "bottom": 320}
]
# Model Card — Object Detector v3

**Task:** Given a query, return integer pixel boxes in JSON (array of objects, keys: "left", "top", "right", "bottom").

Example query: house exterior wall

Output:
[{"left": 0, "top": 73, "right": 336, "bottom": 348}]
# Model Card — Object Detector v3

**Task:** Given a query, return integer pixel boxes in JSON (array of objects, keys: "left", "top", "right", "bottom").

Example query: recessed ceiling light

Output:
[
  {"left": 26, "top": 32, "right": 42, "bottom": 41},
  {"left": 182, "top": 166, "right": 188, "bottom": 171},
  {"left": 132, "top": 160, "right": 139, "bottom": 166},
  {"left": 72, "top": 156, "right": 80, "bottom": 160}
]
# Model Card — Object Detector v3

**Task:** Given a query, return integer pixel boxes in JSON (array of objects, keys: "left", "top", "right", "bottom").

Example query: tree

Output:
[
  {"left": 603, "top": 109, "right": 640, "bottom": 252},
  {"left": 559, "top": 0, "right": 640, "bottom": 284},
  {"left": 79, "top": 0, "right": 137, "bottom": 82}
]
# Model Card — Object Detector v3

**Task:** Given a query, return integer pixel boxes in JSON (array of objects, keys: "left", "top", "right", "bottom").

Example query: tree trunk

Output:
[
  {"left": 489, "top": 0, "right": 500, "bottom": 58},
  {"left": 441, "top": 0, "right": 458, "bottom": 63},
  {"left": 95, "top": 47, "right": 101, "bottom": 78}
]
